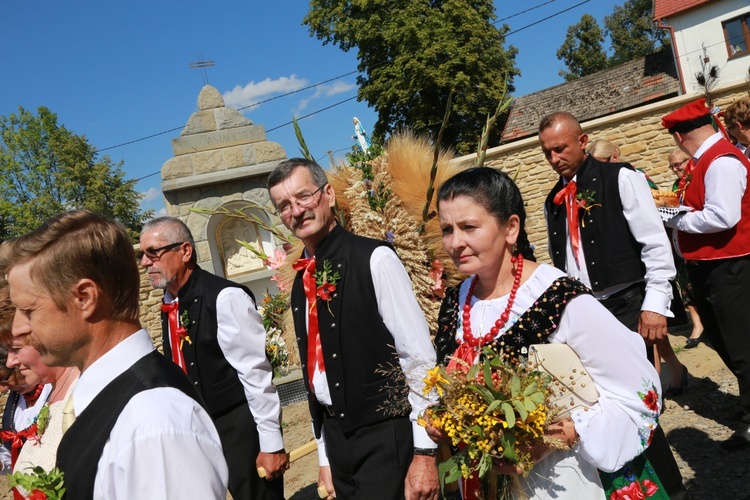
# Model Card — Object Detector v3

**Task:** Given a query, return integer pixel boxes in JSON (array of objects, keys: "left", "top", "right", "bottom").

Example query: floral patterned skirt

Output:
[{"left": 599, "top": 453, "right": 669, "bottom": 499}]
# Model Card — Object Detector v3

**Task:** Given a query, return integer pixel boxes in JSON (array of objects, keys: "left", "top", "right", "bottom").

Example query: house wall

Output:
[
  {"left": 451, "top": 82, "right": 749, "bottom": 264},
  {"left": 668, "top": 0, "right": 750, "bottom": 90}
]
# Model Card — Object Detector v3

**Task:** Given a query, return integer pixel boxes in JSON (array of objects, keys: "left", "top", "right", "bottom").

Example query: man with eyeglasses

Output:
[
  {"left": 268, "top": 158, "right": 439, "bottom": 500},
  {"left": 139, "top": 217, "right": 287, "bottom": 500},
  {"left": 662, "top": 98, "right": 750, "bottom": 452}
]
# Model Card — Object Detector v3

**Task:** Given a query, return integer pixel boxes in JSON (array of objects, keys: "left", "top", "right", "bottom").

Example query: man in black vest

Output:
[
  {"left": 539, "top": 113, "right": 687, "bottom": 499},
  {"left": 139, "top": 217, "right": 287, "bottom": 500},
  {"left": 268, "top": 158, "right": 439, "bottom": 500},
  {"left": 0, "top": 209, "right": 228, "bottom": 499}
]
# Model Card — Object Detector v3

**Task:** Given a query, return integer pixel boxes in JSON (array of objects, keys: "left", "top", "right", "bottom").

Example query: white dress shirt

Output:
[
  {"left": 666, "top": 132, "right": 748, "bottom": 234},
  {"left": 557, "top": 168, "right": 675, "bottom": 316},
  {"left": 457, "top": 265, "right": 662, "bottom": 498},
  {"left": 14, "top": 384, "right": 53, "bottom": 431},
  {"left": 164, "top": 287, "right": 284, "bottom": 453},
  {"left": 312, "top": 246, "right": 439, "bottom": 465},
  {"left": 71, "top": 329, "right": 228, "bottom": 499}
]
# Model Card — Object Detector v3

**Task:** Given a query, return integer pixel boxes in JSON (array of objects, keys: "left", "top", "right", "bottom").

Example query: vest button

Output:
[
  {"left": 590, "top": 240, "right": 594, "bottom": 244},
  {"left": 339, "top": 413, "right": 345, "bottom": 419},
  {"left": 297, "top": 337, "right": 301, "bottom": 342},
  {"left": 294, "top": 307, "right": 299, "bottom": 312},
  {"left": 334, "top": 383, "right": 340, "bottom": 388},
  {"left": 194, "top": 381, "right": 198, "bottom": 386},
  {"left": 332, "top": 353, "right": 338, "bottom": 359},
  {"left": 331, "top": 323, "right": 336, "bottom": 328},
  {"left": 190, "top": 362, "right": 195, "bottom": 367},
  {"left": 337, "top": 263, "right": 342, "bottom": 268},
  {"left": 594, "top": 282, "right": 599, "bottom": 286},
  {"left": 592, "top": 177, "right": 597, "bottom": 181},
  {"left": 591, "top": 261, "right": 595, "bottom": 266}
]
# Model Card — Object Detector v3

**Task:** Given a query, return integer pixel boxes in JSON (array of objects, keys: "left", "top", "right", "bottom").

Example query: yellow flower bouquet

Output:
[{"left": 420, "top": 347, "right": 563, "bottom": 499}]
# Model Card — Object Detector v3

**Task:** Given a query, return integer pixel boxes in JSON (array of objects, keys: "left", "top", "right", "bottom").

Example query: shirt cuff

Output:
[
  {"left": 257, "top": 429, "right": 285, "bottom": 453},
  {"left": 641, "top": 288, "right": 674, "bottom": 318},
  {"left": 315, "top": 433, "right": 329, "bottom": 467},
  {"left": 412, "top": 421, "right": 437, "bottom": 449}
]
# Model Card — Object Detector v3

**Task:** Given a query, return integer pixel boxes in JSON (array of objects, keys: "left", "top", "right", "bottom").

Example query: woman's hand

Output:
[{"left": 492, "top": 418, "right": 578, "bottom": 475}]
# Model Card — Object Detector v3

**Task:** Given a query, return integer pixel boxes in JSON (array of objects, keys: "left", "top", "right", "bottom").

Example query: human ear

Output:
[
  {"left": 505, "top": 214, "right": 521, "bottom": 246},
  {"left": 72, "top": 279, "right": 100, "bottom": 320}
]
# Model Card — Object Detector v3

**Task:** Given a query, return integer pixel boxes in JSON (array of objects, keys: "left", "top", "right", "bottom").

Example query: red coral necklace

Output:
[{"left": 462, "top": 254, "right": 524, "bottom": 348}]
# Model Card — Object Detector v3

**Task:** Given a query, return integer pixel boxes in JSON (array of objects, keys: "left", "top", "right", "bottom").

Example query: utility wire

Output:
[
  {"left": 505, "top": 0, "right": 590, "bottom": 36},
  {"left": 494, "top": 0, "right": 559, "bottom": 24}
]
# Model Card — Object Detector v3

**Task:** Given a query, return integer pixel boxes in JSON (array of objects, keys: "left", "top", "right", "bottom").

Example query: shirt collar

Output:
[{"left": 71, "top": 329, "right": 154, "bottom": 417}]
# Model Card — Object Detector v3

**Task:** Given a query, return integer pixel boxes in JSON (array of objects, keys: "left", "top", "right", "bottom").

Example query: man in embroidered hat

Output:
[
  {"left": 139, "top": 216, "right": 288, "bottom": 500},
  {"left": 268, "top": 158, "right": 439, "bottom": 500},
  {"left": 538, "top": 112, "right": 686, "bottom": 499},
  {"left": 662, "top": 97, "right": 750, "bottom": 451}
]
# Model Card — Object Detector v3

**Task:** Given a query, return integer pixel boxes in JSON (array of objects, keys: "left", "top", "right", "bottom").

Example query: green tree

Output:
[
  {"left": 304, "top": 0, "right": 519, "bottom": 155},
  {"left": 556, "top": 14, "right": 608, "bottom": 81},
  {"left": 605, "top": 0, "right": 669, "bottom": 65},
  {"left": 0, "top": 106, "right": 152, "bottom": 241}
]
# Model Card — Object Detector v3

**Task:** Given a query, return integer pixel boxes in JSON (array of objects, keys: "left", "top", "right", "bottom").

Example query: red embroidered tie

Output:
[
  {"left": 677, "top": 158, "right": 695, "bottom": 205},
  {"left": 161, "top": 302, "right": 187, "bottom": 373},
  {"left": 293, "top": 257, "right": 325, "bottom": 393},
  {"left": 553, "top": 180, "right": 581, "bottom": 265}
]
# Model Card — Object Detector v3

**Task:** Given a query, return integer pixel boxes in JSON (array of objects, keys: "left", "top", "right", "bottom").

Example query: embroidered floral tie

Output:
[
  {"left": 553, "top": 180, "right": 581, "bottom": 266},
  {"left": 677, "top": 158, "right": 696, "bottom": 205},
  {"left": 161, "top": 301, "right": 187, "bottom": 373},
  {"left": 293, "top": 256, "right": 325, "bottom": 393}
]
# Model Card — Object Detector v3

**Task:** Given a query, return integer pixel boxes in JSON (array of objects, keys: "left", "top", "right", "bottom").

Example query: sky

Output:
[{"left": 1, "top": 0, "right": 624, "bottom": 217}]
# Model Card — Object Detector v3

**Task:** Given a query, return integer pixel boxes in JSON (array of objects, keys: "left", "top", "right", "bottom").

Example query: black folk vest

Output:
[
  {"left": 545, "top": 156, "right": 645, "bottom": 291},
  {"left": 291, "top": 225, "right": 409, "bottom": 437},
  {"left": 161, "top": 266, "right": 253, "bottom": 416},
  {"left": 56, "top": 351, "right": 201, "bottom": 500}
]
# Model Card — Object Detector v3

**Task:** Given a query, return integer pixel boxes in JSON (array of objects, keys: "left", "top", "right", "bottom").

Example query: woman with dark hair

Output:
[{"left": 426, "top": 167, "right": 666, "bottom": 499}]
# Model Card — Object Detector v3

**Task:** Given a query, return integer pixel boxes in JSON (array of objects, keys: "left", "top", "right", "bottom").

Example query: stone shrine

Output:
[{"left": 160, "top": 85, "right": 287, "bottom": 299}]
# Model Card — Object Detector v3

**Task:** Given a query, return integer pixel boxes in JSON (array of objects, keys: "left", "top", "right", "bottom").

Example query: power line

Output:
[
  {"left": 505, "top": 0, "right": 591, "bottom": 37},
  {"left": 132, "top": 95, "right": 358, "bottom": 182},
  {"left": 494, "top": 0, "right": 559, "bottom": 24},
  {"left": 99, "top": 71, "right": 360, "bottom": 153}
]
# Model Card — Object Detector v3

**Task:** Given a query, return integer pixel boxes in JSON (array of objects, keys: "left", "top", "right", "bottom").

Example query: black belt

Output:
[
  {"left": 321, "top": 405, "right": 337, "bottom": 418},
  {"left": 597, "top": 282, "right": 645, "bottom": 309}
]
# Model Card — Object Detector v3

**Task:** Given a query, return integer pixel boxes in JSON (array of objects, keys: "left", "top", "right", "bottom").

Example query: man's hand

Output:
[
  {"left": 404, "top": 454, "right": 439, "bottom": 500},
  {"left": 638, "top": 311, "right": 668, "bottom": 344},
  {"left": 256, "top": 450, "right": 289, "bottom": 481},
  {"left": 318, "top": 465, "right": 336, "bottom": 499}
]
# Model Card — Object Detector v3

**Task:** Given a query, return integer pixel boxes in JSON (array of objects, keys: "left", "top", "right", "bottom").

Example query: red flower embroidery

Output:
[
  {"left": 610, "top": 481, "right": 645, "bottom": 500},
  {"left": 642, "top": 479, "right": 660, "bottom": 496},
  {"left": 317, "top": 283, "right": 337, "bottom": 301},
  {"left": 28, "top": 490, "right": 47, "bottom": 500},
  {"left": 642, "top": 390, "right": 659, "bottom": 412}
]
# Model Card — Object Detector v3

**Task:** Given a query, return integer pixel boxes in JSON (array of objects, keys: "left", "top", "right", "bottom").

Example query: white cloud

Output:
[
  {"left": 292, "top": 81, "right": 357, "bottom": 115},
  {"left": 223, "top": 75, "right": 309, "bottom": 109},
  {"left": 140, "top": 186, "right": 161, "bottom": 202}
]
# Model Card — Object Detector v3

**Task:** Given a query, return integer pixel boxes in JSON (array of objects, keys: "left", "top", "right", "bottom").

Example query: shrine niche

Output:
[{"left": 217, "top": 214, "right": 264, "bottom": 278}]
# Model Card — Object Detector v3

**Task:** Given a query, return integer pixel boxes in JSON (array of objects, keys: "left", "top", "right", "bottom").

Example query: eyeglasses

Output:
[
  {"left": 136, "top": 242, "right": 185, "bottom": 261},
  {"left": 274, "top": 184, "right": 327, "bottom": 217},
  {"left": 0, "top": 367, "right": 16, "bottom": 384},
  {"left": 669, "top": 158, "right": 689, "bottom": 170}
]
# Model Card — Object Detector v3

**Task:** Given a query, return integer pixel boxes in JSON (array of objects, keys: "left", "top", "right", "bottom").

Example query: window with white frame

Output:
[{"left": 723, "top": 14, "right": 750, "bottom": 58}]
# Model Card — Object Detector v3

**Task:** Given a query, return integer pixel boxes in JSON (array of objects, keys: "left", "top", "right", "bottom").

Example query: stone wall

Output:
[{"left": 453, "top": 82, "right": 750, "bottom": 263}]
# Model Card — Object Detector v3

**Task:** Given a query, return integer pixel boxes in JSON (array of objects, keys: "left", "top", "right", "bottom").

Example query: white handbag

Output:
[{"left": 527, "top": 343, "right": 599, "bottom": 420}]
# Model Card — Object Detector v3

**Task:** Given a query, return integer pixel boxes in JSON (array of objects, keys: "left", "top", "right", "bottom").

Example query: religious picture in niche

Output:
[{"left": 218, "top": 216, "right": 265, "bottom": 277}]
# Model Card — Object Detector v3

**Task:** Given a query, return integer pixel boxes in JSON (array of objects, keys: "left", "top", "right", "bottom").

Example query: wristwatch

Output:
[{"left": 413, "top": 447, "right": 438, "bottom": 457}]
